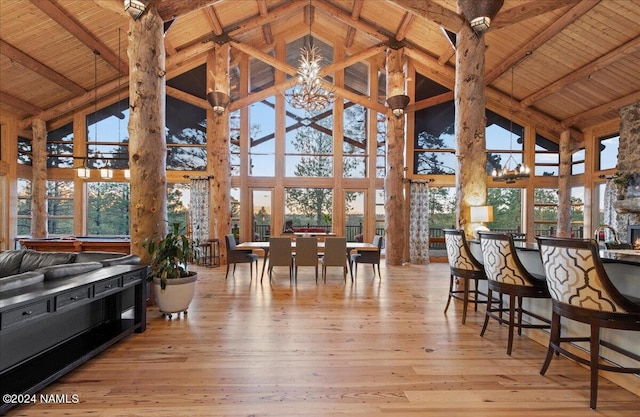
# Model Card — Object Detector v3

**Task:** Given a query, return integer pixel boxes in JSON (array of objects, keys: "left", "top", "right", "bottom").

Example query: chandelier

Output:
[
  {"left": 286, "top": 2, "right": 335, "bottom": 112},
  {"left": 492, "top": 67, "right": 530, "bottom": 184}
]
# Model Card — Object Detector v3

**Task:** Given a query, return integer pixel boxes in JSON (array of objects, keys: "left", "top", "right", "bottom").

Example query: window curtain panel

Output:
[
  {"left": 189, "top": 177, "right": 210, "bottom": 244},
  {"left": 409, "top": 181, "right": 430, "bottom": 264}
]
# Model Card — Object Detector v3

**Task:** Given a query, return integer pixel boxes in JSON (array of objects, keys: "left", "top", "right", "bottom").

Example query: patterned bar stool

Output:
[
  {"left": 537, "top": 236, "right": 640, "bottom": 410},
  {"left": 479, "top": 232, "right": 551, "bottom": 355},
  {"left": 443, "top": 229, "right": 488, "bottom": 324}
]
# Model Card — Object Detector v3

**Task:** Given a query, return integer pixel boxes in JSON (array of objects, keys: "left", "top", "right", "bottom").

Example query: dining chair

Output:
[
  {"left": 479, "top": 232, "right": 551, "bottom": 355},
  {"left": 350, "top": 235, "right": 383, "bottom": 280},
  {"left": 604, "top": 241, "right": 633, "bottom": 250},
  {"left": 320, "top": 237, "right": 348, "bottom": 282},
  {"left": 266, "top": 237, "right": 293, "bottom": 283},
  {"left": 294, "top": 237, "right": 319, "bottom": 282},
  {"left": 537, "top": 236, "right": 640, "bottom": 410},
  {"left": 443, "top": 228, "right": 488, "bottom": 325},
  {"left": 225, "top": 234, "right": 259, "bottom": 280}
]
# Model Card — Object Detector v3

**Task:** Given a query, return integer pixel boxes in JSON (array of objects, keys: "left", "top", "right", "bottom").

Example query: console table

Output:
[{"left": 0, "top": 264, "right": 148, "bottom": 414}]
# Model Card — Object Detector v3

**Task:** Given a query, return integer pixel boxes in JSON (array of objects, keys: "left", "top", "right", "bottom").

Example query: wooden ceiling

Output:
[{"left": 1, "top": 0, "right": 640, "bottom": 141}]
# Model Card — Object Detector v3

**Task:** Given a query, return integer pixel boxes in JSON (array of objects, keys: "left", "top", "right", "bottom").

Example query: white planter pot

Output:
[{"left": 153, "top": 273, "right": 197, "bottom": 318}]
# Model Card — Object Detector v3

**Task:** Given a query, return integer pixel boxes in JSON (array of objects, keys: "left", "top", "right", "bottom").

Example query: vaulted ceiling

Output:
[{"left": 1, "top": 0, "right": 640, "bottom": 141}]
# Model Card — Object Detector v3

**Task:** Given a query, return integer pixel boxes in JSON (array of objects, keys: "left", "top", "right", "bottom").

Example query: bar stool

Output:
[
  {"left": 479, "top": 232, "right": 551, "bottom": 355},
  {"left": 537, "top": 236, "right": 640, "bottom": 409},
  {"left": 443, "top": 229, "right": 488, "bottom": 324}
]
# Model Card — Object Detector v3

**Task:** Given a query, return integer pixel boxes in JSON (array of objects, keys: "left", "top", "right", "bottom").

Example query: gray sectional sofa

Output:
[{"left": 0, "top": 249, "right": 141, "bottom": 292}]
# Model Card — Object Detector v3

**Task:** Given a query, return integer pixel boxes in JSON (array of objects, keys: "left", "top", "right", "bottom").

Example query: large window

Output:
[
  {"left": 572, "top": 148, "right": 585, "bottom": 175},
  {"left": 284, "top": 187, "right": 333, "bottom": 229},
  {"left": 18, "top": 136, "right": 31, "bottom": 166},
  {"left": 535, "top": 134, "right": 559, "bottom": 177},
  {"left": 86, "top": 98, "right": 130, "bottom": 171},
  {"left": 47, "top": 180, "right": 74, "bottom": 235},
  {"left": 17, "top": 179, "right": 31, "bottom": 236},
  {"left": 570, "top": 186, "right": 585, "bottom": 237},
  {"left": 413, "top": 74, "right": 455, "bottom": 175},
  {"left": 47, "top": 122, "right": 74, "bottom": 168},
  {"left": 249, "top": 98, "right": 275, "bottom": 177},
  {"left": 486, "top": 110, "right": 524, "bottom": 176},
  {"left": 534, "top": 188, "right": 558, "bottom": 236},
  {"left": 598, "top": 134, "right": 619, "bottom": 171},
  {"left": 87, "top": 182, "right": 130, "bottom": 235},
  {"left": 488, "top": 187, "right": 523, "bottom": 232},
  {"left": 343, "top": 102, "right": 367, "bottom": 178},
  {"left": 167, "top": 183, "right": 190, "bottom": 231},
  {"left": 284, "top": 105, "right": 333, "bottom": 177}
]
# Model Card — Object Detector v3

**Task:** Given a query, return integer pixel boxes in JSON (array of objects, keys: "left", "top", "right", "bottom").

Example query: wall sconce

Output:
[
  {"left": 207, "top": 91, "right": 231, "bottom": 115},
  {"left": 386, "top": 94, "right": 410, "bottom": 117},
  {"left": 124, "top": 0, "right": 149, "bottom": 20},
  {"left": 470, "top": 205, "right": 494, "bottom": 238}
]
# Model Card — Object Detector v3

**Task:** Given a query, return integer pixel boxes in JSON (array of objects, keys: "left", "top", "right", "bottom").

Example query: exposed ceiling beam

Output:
[
  {"left": 386, "top": 0, "right": 464, "bottom": 33},
  {"left": 345, "top": 0, "right": 364, "bottom": 48},
  {"left": 561, "top": 90, "right": 640, "bottom": 128},
  {"left": 0, "top": 39, "right": 86, "bottom": 96},
  {"left": 230, "top": 40, "right": 297, "bottom": 76},
  {"left": 228, "top": 1, "right": 306, "bottom": 38},
  {"left": 0, "top": 91, "right": 43, "bottom": 116},
  {"left": 313, "top": 1, "right": 388, "bottom": 43},
  {"left": 484, "top": 0, "right": 600, "bottom": 85},
  {"left": 320, "top": 44, "right": 387, "bottom": 77},
  {"left": 256, "top": 0, "right": 273, "bottom": 45},
  {"left": 155, "top": 0, "right": 221, "bottom": 21},
  {"left": 491, "top": 0, "right": 581, "bottom": 30},
  {"left": 395, "top": 12, "right": 414, "bottom": 42},
  {"left": 522, "top": 35, "right": 640, "bottom": 107},
  {"left": 29, "top": 0, "right": 127, "bottom": 75},
  {"left": 203, "top": 6, "right": 223, "bottom": 36},
  {"left": 406, "top": 91, "right": 454, "bottom": 113}
]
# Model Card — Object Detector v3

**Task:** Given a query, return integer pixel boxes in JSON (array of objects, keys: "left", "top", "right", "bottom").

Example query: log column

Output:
[
  {"left": 208, "top": 43, "right": 231, "bottom": 265},
  {"left": 31, "top": 118, "right": 47, "bottom": 238},
  {"left": 557, "top": 130, "right": 571, "bottom": 237},
  {"left": 127, "top": 6, "right": 166, "bottom": 262},
  {"left": 455, "top": 3, "right": 489, "bottom": 238},
  {"left": 385, "top": 47, "right": 406, "bottom": 265}
]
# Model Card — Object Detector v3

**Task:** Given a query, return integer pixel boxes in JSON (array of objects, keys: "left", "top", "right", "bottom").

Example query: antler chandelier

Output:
[{"left": 286, "top": 1, "right": 335, "bottom": 112}]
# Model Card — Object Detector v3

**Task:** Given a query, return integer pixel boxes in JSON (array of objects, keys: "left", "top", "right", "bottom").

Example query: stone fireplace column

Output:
[{"left": 611, "top": 102, "right": 640, "bottom": 243}]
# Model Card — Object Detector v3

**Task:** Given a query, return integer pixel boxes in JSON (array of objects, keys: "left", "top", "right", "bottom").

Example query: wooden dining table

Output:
[{"left": 235, "top": 240, "right": 377, "bottom": 280}]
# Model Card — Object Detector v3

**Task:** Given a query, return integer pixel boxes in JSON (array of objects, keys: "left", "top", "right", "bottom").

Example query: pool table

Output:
[{"left": 19, "top": 237, "right": 131, "bottom": 254}]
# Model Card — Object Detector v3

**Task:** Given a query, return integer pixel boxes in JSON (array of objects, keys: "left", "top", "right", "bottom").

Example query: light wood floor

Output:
[{"left": 8, "top": 261, "right": 639, "bottom": 416}]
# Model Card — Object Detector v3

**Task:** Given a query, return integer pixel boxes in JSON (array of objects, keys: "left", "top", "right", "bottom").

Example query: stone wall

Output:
[{"left": 612, "top": 102, "right": 640, "bottom": 243}]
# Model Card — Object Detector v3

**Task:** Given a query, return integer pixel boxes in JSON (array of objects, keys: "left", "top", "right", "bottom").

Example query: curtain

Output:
[
  {"left": 189, "top": 177, "right": 210, "bottom": 244},
  {"left": 409, "top": 181, "right": 430, "bottom": 264}
]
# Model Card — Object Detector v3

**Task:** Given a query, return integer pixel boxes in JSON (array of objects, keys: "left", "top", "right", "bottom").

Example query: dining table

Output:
[{"left": 235, "top": 240, "right": 377, "bottom": 280}]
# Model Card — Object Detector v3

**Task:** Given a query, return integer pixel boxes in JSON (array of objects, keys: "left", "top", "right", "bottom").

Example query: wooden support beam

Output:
[
  {"left": 0, "top": 39, "right": 86, "bottom": 96},
  {"left": 484, "top": 0, "right": 599, "bottom": 85},
  {"left": 522, "top": 35, "right": 640, "bottom": 107},
  {"left": 31, "top": 118, "right": 47, "bottom": 238},
  {"left": 557, "top": 130, "right": 572, "bottom": 237},
  {"left": 229, "top": 1, "right": 305, "bottom": 38},
  {"left": 128, "top": 5, "right": 167, "bottom": 263},
  {"left": 0, "top": 91, "right": 43, "bottom": 116},
  {"left": 561, "top": 90, "right": 640, "bottom": 129},
  {"left": 29, "top": 0, "right": 127, "bottom": 75},
  {"left": 395, "top": 12, "right": 414, "bottom": 41},
  {"left": 386, "top": 0, "right": 465, "bottom": 33},
  {"left": 203, "top": 6, "right": 224, "bottom": 36},
  {"left": 455, "top": 9, "right": 488, "bottom": 239},
  {"left": 384, "top": 47, "right": 406, "bottom": 265},
  {"left": 230, "top": 40, "right": 297, "bottom": 76},
  {"left": 491, "top": 0, "right": 581, "bottom": 30}
]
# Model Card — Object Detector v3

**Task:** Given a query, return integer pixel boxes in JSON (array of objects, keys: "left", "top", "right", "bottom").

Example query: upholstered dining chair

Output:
[
  {"left": 350, "top": 235, "right": 383, "bottom": 280},
  {"left": 320, "top": 237, "right": 348, "bottom": 282},
  {"left": 294, "top": 237, "right": 319, "bottom": 282},
  {"left": 479, "top": 232, "right": 551, "bottom": 355},
  {"left": 225, "top": 234, "right": 259, "bottom": 280},
  {"left": 443, "top": 228, "right": 488, "bottom": 325},
  {"left": 537, "top": 236, "right": 640, "bottom": 410},
  {"left": 266, "top": 237, "right": 293, "bottom": 283}
]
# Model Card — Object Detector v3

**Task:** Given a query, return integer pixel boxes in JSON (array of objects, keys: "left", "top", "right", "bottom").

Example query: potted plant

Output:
[{"left": 143, "top": 222, "right": 198, "bottom": 319}]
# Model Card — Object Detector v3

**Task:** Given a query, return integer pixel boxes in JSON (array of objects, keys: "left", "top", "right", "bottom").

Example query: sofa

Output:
[{"left": 0, "top": 249, "right": 140, "bottom": 292}]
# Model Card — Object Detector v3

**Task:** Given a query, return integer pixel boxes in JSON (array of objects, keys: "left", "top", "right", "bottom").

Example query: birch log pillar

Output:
[
  {"left": 455, "top": 4, "right": 488, "bottom": 238},
  {"left": 385, "top": 47, "right": 406, "bottom": 265},
  {"left": 31, "top": 118, "right": 47, "bottom": 238},
  {"left": 127, "top": 6, "right": 167, "bottom": 262},
  {"left": 208, "top": 44, "right": 231, "bottom": 265},
  {"left": 556, "top": 130, "right": 572, "bottom": 237}
]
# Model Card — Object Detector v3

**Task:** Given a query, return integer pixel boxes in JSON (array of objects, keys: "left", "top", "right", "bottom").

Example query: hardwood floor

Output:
[{"left": 7, "top": 262, "right": 639, "bottom": 416}]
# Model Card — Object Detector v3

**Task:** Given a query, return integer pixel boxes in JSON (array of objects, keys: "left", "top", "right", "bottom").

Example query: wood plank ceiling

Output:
[{"left": 1, "top": 0, "right": 640, "bottom": 141}]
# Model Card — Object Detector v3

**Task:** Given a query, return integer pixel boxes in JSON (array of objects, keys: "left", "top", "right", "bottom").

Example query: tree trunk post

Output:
[
  {"left": 385, "top": 47, "right": 406, "bottom": 265},
  {"left": 455, "top": 3, "right": 488, "bottom": 239},
  {"left": 208, "top": 43, "right": 231, "bottom": 265},
  {"left": 31, "top": 117, "right": 47, "bottom": 238},
  {"left": 127, "top": 6, "right": 167, "bottom": 263},
  {"left": 557, "top": 130, "right": 572, "bottom": 237}
]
